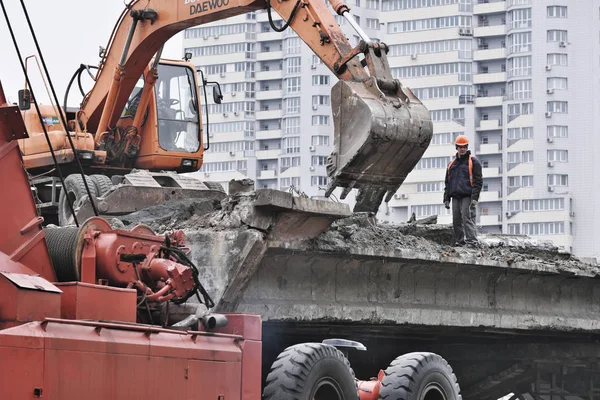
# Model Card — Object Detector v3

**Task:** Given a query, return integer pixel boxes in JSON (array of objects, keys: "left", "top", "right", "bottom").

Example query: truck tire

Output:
[
  {"left": 90, "top": 174, "right": 113, "bottom": 197},
  {"left": 58, "top": 174, "right": 98, "bottom": 226},
  {"left": 263, "top": 343, "right": 358, "bottom": 400},
  {"left": 203, "top": 180, "right": 225, "bottom": 192},
  {"left": 379, "top": 352, "right": 461, "bottom": 400}
]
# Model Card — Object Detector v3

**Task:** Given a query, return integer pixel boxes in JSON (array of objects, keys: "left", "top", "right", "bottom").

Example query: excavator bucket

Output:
[{"left": 326, "top": 78, "right": 433, "bottom": 213}]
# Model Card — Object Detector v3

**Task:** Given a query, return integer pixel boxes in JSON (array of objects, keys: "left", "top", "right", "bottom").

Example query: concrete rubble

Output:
[{"left": 116, "top": 189, "right": 600, "bottom": 280}]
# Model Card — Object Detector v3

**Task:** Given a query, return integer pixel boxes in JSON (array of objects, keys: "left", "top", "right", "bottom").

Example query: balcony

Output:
[
  {"left": 473, "top": 24, "right": 507, "bottom": 37},
  {"left": 473, "top": 71, "right": 507, "bottom": 85},
  {"left": 475, "top": 95, "right": 503, "bottom": 108},
  {"left": 477, "top": 119, "right": 502, "bottom": 131},
  {"left": 256, "top": 149, "right": 281, "bottom": 159},
  {"left": 257, "top": 31, "right": 283, "bottom": 42},
  {"left": 256, "top": 129, "right": 282, "bottom": 140},
  {"left": 473, "top": 47, "right": 507, "bottom": 61},
  {"left": 473, "top": 0, "right": 507, "bottom": 14},
  {"left": 479, "top": 190, "right": 501, "bottom": 202},
  {"left": 478, "top": 143, "right": 502, "bottom": 155},
  {"left": 256, "top": 109, "right": 283, "bottom": 120},
  {"left": 482, "top": 167, "right": 501, "bottom": 178},
  {"left": 257, "top": 51, "right": 283, "bottom": 61},
  {"left": 478, "top": 214, "right": 501, "bottom": 226},
  {"left": 256, "top": 89, "right": 283, "bottom": 101},
  {"left": 258, "top": 169, "right": 278, "bottom": 179},
  {"left": 256, "top": 70, "right": 283, "bottom": 81}
]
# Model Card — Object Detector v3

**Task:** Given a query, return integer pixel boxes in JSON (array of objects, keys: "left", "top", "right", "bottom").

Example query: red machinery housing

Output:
[{"left": 0, "top": 80, "right": 262, "bottom": 399}]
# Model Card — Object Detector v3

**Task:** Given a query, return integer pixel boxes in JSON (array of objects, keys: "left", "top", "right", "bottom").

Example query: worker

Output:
[{"left": 443, "top": 135, "right": 483, "bottom": 247}]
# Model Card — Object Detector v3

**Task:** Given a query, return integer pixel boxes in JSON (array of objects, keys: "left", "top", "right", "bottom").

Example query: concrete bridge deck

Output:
[{"left": 120, "top": 189, "right": 600, "bottom": 400}]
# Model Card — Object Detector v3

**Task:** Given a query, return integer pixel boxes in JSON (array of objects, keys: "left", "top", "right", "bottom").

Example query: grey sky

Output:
[{"left": 0, "top": 0, "right": 182, "bottom": 106}]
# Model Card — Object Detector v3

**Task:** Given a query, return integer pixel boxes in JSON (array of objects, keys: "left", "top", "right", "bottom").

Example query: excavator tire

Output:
[
  {"left": 90, "top": 174, "right": 113, "bottom": 197},
  {"left": 379, "top": 352, "right": 461, "bottom": 400},
  {"left": 263, "top": 343, "right": 358, "bottom": 400},
  {"left": 58, "top": 174, "right": 98, "bottom": 227},
  {"left": 203, "top": 181, "right": 225, "bottom": 192}
]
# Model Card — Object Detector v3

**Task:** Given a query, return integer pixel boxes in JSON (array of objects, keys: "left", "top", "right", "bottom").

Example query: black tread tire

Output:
[
  {"left": 203, "top": 180, "right": 225, "bottom": 192},
  {"left": 58, "top": 174, "right": 98, "bottom": 226},
  {"left": 90, "top": 174, "right": 113, "bottom": 197},
  {"left": 379, "top": 352, "right": 461, "bottom": 400},
  {"left": 263, "top": 343, "right": 358, "bottom": 400}
]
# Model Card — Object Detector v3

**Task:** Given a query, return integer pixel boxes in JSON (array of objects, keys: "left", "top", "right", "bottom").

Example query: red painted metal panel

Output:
[
  {"left": 241, "top": 340, "right": 262, "bottom": 399},
  {"left": 187, "top": 359, "right": 242, "bottom": 400},
  {"left": 0, "top": 346, "right": 44, "bottom": 399},
  {"left": 0, "top": 274, "right": 60, "bottom": 324},
  {"left": 55, "top": 282, "right": 137, "bottom": 322},
  {"left": 214, "top": 313, "right": 262, "bottom": 341}
]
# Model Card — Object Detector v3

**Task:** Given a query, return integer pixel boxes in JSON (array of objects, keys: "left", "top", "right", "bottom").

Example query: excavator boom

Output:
[{"left": 81, "top": 0, "right": 432, "bottom": 212}]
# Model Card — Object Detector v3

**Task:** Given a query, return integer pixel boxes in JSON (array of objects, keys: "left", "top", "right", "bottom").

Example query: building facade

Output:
[{"left": 183, "top": 0, "right": 600, "bottom": 260}]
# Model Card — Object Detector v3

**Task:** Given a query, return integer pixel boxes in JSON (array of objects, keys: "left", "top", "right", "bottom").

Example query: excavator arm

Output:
[{"left": 81, "top": 0, "right": 433, "bottom": 212}]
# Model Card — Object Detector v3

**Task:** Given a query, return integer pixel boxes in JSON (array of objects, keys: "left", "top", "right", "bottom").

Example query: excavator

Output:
[{"left": 14, "top": 0, "right": 433, "bottom": 226}]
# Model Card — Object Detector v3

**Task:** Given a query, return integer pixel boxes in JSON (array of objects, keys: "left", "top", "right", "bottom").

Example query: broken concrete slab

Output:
[{"left": 117, "top": 190, "right": 600, "bottom": 333}]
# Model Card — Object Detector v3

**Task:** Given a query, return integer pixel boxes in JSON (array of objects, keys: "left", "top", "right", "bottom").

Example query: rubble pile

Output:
[{"left": 118, "top": 191, "right": 600, "bottom": 276}]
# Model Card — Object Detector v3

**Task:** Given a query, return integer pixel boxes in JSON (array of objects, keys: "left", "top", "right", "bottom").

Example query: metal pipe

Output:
[
  {"left": 342, "top": 11, "right": 372, "bottom": 45},
  {"left": 120, "top": 15, "right": 140, "bottom": 66},
  {"left": 200, "top": 314, "right": 229, "bottom": 330},
  {"left": 151, "top": 46, "right": 164, "bottom": 70}
]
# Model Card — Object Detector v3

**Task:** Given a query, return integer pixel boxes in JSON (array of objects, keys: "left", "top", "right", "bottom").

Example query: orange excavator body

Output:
[{"left": 16, "top": 0, "right": 432, "bottom": 213}]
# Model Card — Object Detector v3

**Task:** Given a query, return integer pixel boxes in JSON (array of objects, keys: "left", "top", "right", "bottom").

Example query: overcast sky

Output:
[{"left": 0, "top": 0, "right": 182, "bottom": 106}]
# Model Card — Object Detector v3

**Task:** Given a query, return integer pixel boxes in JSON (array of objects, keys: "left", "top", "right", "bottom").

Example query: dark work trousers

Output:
[{"left": 452, "top": 197, "right": 477, "bottom": 243}]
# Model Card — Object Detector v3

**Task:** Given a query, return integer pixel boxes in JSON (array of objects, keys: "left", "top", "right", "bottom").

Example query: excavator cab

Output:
[{"left": 120, "top": 59, "right": 206, "bottom": 172}]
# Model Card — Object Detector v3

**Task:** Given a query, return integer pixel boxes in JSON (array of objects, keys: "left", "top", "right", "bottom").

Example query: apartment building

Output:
[{"left": 183, "top": 0, "right": 600, "bottom": 260}]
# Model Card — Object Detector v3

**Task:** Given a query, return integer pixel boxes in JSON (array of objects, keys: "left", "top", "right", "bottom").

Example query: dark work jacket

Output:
[{"left": 443, "top": 151, "right": 483, "bottom": 202}]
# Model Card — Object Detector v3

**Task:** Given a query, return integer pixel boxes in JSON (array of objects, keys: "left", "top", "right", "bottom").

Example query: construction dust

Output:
[{"left": 118, "top": 191, "right": 599, "bottom": 277}]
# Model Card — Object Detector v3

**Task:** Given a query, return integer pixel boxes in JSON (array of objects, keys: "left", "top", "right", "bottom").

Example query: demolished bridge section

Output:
[{"left": 118, "top": 189, "right": 600, "bottom": 334}]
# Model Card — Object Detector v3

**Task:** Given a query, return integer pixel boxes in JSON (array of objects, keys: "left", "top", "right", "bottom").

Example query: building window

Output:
[
  {"left": 284, "top": 37, "right": 301, "bottom": 54},
  {"left": 547, "top": 150, "right": 568, "bottom": 162},
  {"left": 522, "top": 176, "right": 534, "bottom": 187},
  {"left": 282, "top": 117, "right": 300, "bottom": 135},
  {"left": 366, "top": 18, "right": 380, "bottom": 29},
  {"left": 522, "top": 151, "right": 533, "bottom": 163},
  {"left": 285, "top": 97, "right": 300, "bottom": 114},
  {"left": 382, "top": 0, "right": 459, "bottom": 11},
  {"left": 311, "top": 135, "right": 330, "bottom": 146},
  {"left": 547, "top": 53, "right": 568, "bottom": 66},
  {"left": 417, "top": 157, "right": 451, "bottom": 170},
  {"left": 508, "top": 8, "right": 532, "bottom": 30},
  {"left": 522, "top": 127, "right": 533, "bottom": 139},
  {"left": 547, "top": 125, "right": 568, "bottom": 138},
  {"left": 547, "top": 101, "right": 568, "bottom": 114},
  {"left": 312, "top": 75, "right": 330, "bottom": 85},
  {"left": 311, "top": 176, "right": 329, "bottom": 186},
  {"left": 417, "top": 182, "right": 444, "bottom": 192},
  {"left": 311, "top": 156, "right": 327, "bottom": 166},
  {"left": 523, "top": 198, "right": 565, "bottom": 212},
  {"left": 285, "top": 77, "right": 301, "bottom": 94},
  {"left": 365, "top": 0, "right": 379, "bottom": 9},
  {"left": 282, "top": 137, "right": 300, "bottom": 154},
  {"left": 388, "top": 39, "right": 472, "bottom": 58},
  {"left": 508, "top": 200, "right": 521, "bottom": 212},
  {"left": 312, "top": 115, "right": 330, "bottom": 126},
  {"left": 508, "top": 224, "right": 521, "bottom": 235},
  {"left": 508, "top": 79, "right": 532, "bottom": 100},
  {"left": 508, "top": 32, "right": 532, "bottom": 54},
  {"left": 508, "top": 176, "right": 521, "bottom": 189},
  {"left": 547, "top": 77, "right": 568, "bottom": 90},
  {"left": 547, "top": 6, "right": 567, "bottom": 18},
  {"left": 413, "top": 204, "right": 451, "bottom": 218},
  {"left": 285, "top": 57, "right": 301, "bottom": 74},
  {"left": 547, "top": 30, "right": 568, "bottom": 43},
  {"left": 312, "top": 95, "right": 330, "bottom": 106},
  {"left": 522, "top": 222, "right": 564, "bottom": 235},
  {"left": 387, "top": 15, "right": 471, "bottom": 34},
  {"left": 508, "top": 56, "right": 532, "bottom": 77},
  {"left": 547, "top": 174, "right": 568, "bottom": 186}
]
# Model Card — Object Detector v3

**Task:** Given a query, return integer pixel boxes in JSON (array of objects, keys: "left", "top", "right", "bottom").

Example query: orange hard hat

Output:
[{"left": 455, "top": 135, "right": 469, "bottom": 146}]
